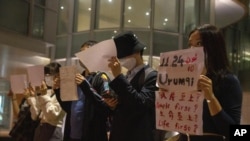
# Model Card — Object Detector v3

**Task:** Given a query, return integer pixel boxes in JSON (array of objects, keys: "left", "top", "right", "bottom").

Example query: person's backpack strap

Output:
[
  {"left": 91, "top": 71, "right": 110, "bottom": 86},
  {"left": 91, "top": 71, "right": 117, "bottom": 99},
  {"left": 90, "top": 71, "right": 110, "bottom": 94},
  {"left": 145, "top": 67, "right": 155, "bottom": 81}
]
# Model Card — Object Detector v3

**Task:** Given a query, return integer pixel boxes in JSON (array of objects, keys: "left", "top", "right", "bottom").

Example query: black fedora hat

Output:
[{"left": 113, "top": 31, "right": 146, "bottom": 59}]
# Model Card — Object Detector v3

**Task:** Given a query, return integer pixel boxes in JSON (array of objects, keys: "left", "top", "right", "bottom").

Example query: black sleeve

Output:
[
  {"left": 212, "top": 74, "right": 242, "bottom": 137},
  {"left": 109, "top": 70, "right": 158, "bottom": 109},
  {"left": 54, "top": 88, "right": 72, "bottom": 113},
  {"left": 79, "top": 74, "right": 110, "bottom": 113}
]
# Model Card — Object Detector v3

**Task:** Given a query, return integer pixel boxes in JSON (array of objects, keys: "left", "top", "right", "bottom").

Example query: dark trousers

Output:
[{"left": 34, "top": 123, "right": 62, "bottom": 141}]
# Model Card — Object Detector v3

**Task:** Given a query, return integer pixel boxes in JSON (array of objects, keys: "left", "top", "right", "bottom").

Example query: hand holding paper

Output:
[
  {"left": 75, "top": 39, "right": 117, "bottom": 72},
  {"left": 155, "top": 47, "right": 205, "bottom": 135}
]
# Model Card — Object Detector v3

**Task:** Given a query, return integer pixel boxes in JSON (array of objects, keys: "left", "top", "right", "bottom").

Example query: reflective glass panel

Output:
[
  {"left": 201, "top": 0, "right": 210, "bottom": 25},
  {"left": 96, "top": 0, "right": 121, "bottom": 29},
  {"left": 152, "top": 32, "right": 179, "bottom": 56},
  {"left": 154, "top": 0, "right": 178, "bottom": 32},
  {"left": 94, "top": 30, "right": 118, "bottom": 41},
  {"left": 124, "top": 0, "right": 151, "bottom": 28},
  {"left": 55, "top": 36, "right": 68, "bottom": 59},
  {"left": 74, "top": 0, "right": 92, "bottom": 31},
  {"left": 57, "top": 0, "right": 70, "bottom": 35},
  {"left": 71, "top": 33, "right": 90, "bottom": 57},
  {"left": 0, "top": 0, "right": 29, "bottom": 34},
  {"left": 183, "top": 0, "right": 198, "bottom": 34},
  {"left": 32, "top": 6, "right": 44, "bottom": 39},
  {"left": 35, "top": 0, "right": 45, "bottom": 6}
]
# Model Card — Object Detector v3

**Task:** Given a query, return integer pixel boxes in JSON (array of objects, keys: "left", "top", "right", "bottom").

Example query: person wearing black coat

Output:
[
  {"left": 55, "top": 71, "right": 114, "bottom": 141},
  {"left": 107, "top": 31, "right": 159, "bottom": 141},
  {"left": 54, "top": 40, "right": 117, "bottom": 141}
]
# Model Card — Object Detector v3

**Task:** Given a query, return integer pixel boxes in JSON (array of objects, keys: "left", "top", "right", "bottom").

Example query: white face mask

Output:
[
  {"left": 45, "top": 75, "right": 53, "bottom": 87},
  {"left": 120, "top": 57, "right": 136, "bottom": 71}
]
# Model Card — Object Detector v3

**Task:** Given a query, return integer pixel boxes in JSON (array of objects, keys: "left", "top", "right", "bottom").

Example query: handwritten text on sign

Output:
[
  {"left": 155, "top": 90, "right": 204, "bottom": 135},
  {"left": 60, "top": 66, "right": 78, "bottom": 101},
  {"left": 157, "top": 47, "right": 204, "bottom": 91}
]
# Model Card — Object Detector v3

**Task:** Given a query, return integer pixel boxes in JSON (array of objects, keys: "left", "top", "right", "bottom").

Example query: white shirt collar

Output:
[{"left": 126, "top": 64, "right": 145, "bottom": 82}]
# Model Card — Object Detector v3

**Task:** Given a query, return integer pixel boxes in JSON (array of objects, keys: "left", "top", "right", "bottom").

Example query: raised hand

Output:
[
  {"left": 75, "top": 73, "right": 86, "bottom": 85},
  {"left": 108, "top": 56, "right": 122, "bottom": 78}
]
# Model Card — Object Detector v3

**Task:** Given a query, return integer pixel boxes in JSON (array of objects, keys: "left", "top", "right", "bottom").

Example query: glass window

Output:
[
  {"left": 74, "top": 0, "right": 92, "bottom": 32},
  {"left": 152, "top": 32, "right": 179, "bottom": 56},
  {"left": 224, "top": 28, "right": 241, "bottom": 74},
  {"left": 0, "top": 0, "right": 29, "bottom": 34},
  {"left": 46, "top": 0, "right": 59, "bottom": 10},
  {"left": 241, "top": 33, "right": 250, "bottom": 70},
  {"left": 35, "top": 0, "right": 45, "bottom": 6},
  {"left": 183, "top": 0, "right": 198, "bottom": 34},
  {"left": 183, "top": 35, "right": 189, "bottom": 50},
  {"left": 154, "top": 0, "right": 179, "bottom": 32},
  {"left": 57, "top": 0, "right": 70, "bottom": 35},
  {"left": 96, "top": 0, "right": 121, "bottom": 29},
  {"left": 200, "top": 0, "right": 210, "bottom": 25},
  {"left": 32, "top": 6, "right": 44, "bottom": 39},
  {"left": 55, "top": 36, "right": 68, "bottom": 59},
  {"left": 0, "top": 79, "right": 11, "bottom": 130},
  {"left": 71, "top": 33, "right": 90, "bottom": 57},
  {"left": 124, "top": 0, "right": 151, "bottom": 28}
]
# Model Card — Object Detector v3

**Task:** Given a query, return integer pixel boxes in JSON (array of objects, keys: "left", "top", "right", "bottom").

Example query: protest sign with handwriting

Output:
[
  {"left": 155, "top": 90, "right": 204, "bottom": 135},
  {"left": 60, "top": 66, "right": 78, "bottom": 101},
  {"left": 157, "top": 47, "right": 204, "bottom": 91},
  {"left": 156, "top": 47, "right": 205, "bottom": 135}
]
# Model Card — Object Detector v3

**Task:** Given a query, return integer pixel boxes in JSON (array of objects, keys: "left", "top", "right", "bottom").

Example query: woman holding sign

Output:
[
  {"left": 174, "top": 24, "right": 243, "bottom": 141},
  {"left": 26, "top": 63, "right": 66, "bottom": 141}
]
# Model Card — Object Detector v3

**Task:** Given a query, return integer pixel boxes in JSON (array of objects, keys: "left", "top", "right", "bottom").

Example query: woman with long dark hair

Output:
[{"left": 177, "top": 24, "right": 243, "bottom": 141}]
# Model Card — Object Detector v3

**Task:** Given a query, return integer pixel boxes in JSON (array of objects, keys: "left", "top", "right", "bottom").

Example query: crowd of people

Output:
[{"left": 8, "top": 24, "right": 242, "bottom": 141}]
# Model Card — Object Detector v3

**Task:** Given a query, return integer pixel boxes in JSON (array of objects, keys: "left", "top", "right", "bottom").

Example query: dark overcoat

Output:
[{"left": 109, "top": 65, "right": 158, "bottom": 141}]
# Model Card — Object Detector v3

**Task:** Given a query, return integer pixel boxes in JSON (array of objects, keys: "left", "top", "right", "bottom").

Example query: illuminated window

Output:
[
  {"left": 124, "top": 0, "right": 151, "bottom": 28},
  {"left": 96, "top": 0, "right": 121, "bottom": 29},
  {"left": 154, "top": 0, "right": 179, "bottom": 32},
  {"left": 74, "top": 0, "right": 92, "bottom": 31}
]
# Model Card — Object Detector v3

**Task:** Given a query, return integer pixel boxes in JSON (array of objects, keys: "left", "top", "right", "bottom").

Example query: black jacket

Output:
[
  {"left": 109, "top": 65, "right": 158, "bottom": 141},
  {"left": 55, "top": 71, "right": 112, "bottom": 141}
]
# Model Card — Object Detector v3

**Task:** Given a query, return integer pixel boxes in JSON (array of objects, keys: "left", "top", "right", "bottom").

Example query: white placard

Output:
[
  {"left": 157, "top": 47, "right": 204, "bottom": 91},
  {"left": 75, "top": 39, "right": 117, "bottom": 72},
  {"left": 27, "top": 65, "right": 44, "bottom": 87},
  {"left": 60, "top": 66, "right": 78, "bottom": 101},
  {"left": 155, "top": 90, "right": 204, "bottom": 135},
  {"left": 10, "top": 74, "right": 28, "bottom": 94}
]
